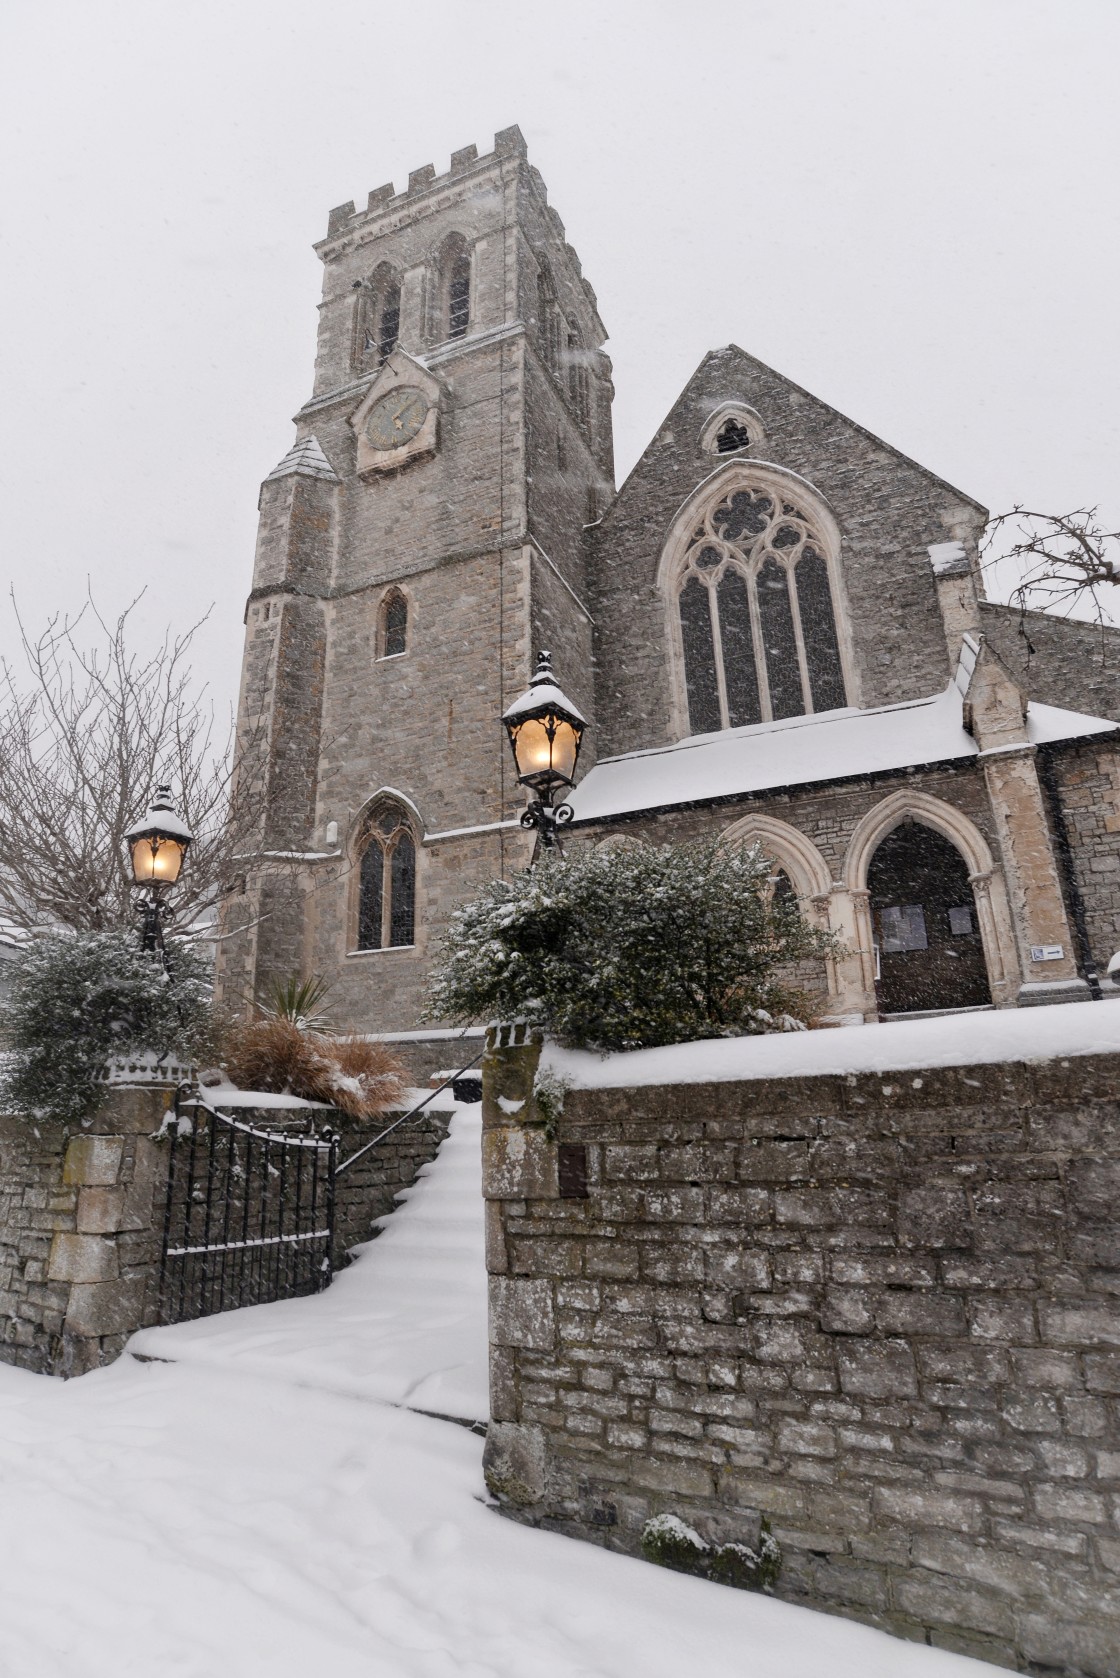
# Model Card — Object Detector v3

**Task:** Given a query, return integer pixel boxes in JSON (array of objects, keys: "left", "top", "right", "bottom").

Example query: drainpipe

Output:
[{"left": 1037, "top": 746, "right": 1102, "bottom": 999}]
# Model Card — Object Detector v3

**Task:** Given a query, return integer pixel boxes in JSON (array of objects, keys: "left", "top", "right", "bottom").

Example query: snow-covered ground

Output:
[{"left": 0, "top": 1103, "right": 1003, "bottom": 1677}]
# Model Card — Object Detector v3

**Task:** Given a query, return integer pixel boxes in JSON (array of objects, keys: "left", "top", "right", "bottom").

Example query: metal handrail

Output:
[{"left": 334, "top": 1052, "right": 484, "bottom": 1177}]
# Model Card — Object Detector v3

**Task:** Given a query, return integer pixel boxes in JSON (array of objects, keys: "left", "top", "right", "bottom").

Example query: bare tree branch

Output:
[
  {"left": 0, "top": 592, "right": 272, "bottom": 937},
  {"left": 981, "top": 506, "right": 1120, "bottom": 628}
]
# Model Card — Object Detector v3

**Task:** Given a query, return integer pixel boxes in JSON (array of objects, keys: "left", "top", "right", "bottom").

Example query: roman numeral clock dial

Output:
[{"left": 365, "top": 388, "right": 428, "bottom": 451}]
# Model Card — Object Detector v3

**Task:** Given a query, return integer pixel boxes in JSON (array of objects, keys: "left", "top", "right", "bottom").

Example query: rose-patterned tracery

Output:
[{"left": 677, "top": 486, "right": 846, "bottom": 734}]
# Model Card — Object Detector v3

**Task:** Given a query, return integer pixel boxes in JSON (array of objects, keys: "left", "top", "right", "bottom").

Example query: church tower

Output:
[{"left": 218, "top": 127, "right": 613, "bottom": 1033}]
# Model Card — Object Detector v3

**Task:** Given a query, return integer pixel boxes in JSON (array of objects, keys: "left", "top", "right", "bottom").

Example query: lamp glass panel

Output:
[
  {"left": 132, "top": 836, "right": 184, "bottom": 884},
  {"left": 550, "top": 719, "right": 579, "bottom": 781},
  {"left": 512, "top": 717, "right": 554, "bottom": 777}
]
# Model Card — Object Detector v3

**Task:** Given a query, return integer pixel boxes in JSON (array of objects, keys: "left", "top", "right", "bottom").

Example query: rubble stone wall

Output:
[
  {"left": 482, "top": 1030, "right": 1120, "bottom": 1676},
  {"left": 0, "top": 1085, "right": 451, "bottom": 1377}
]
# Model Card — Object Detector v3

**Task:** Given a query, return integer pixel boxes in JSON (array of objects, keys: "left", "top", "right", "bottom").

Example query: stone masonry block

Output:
[
  {"left": 899, "top": 1187, "right": 971, "bottom": 1249},
  {"left": 489, "top": 1276, "right": 555, "bottom": 1350},
  {"left": 837, "top": 1340, "right": 918, "bottom": 1398},
  {"left": 64, "top": 1276, "right": 145, "bottom": 1338},
  {"left": 76, "top": 1187, "right": 126, "bottom": 1235},
  {"left": 48, "top": 1232, "right": 119, "bottom": 1284},
  {"left": 482, "top": 1128, "right": 557, "bottom": 1201},
  {"left": 1038, "top": 1300, "right": 1120, "bottom": 1349},
  {"left": 63, "top": 1136, "right": 124, "bottom": 1187},
  {"left": 483, "top": 1421, "right": 548, "bottom": 1506}
]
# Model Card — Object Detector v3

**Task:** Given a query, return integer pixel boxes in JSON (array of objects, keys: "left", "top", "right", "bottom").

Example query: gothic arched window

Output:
[
  {"left": 357, "top": 803, "right": 416, "bottom": 950},
  {"left": 378, "top": 588, "right": 408, "bottom": 658},
  {"left": 675, "top": 485, "right": 847, "bottom": 734},
  {"left": 436, "top": 235, "right": 471, "bottom": 340},
  {"left": 354, "top": 263, "right": 401, "bottom": 372}
]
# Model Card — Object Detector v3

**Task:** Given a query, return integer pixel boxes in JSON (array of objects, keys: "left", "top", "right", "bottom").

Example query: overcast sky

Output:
[{"left": 2, "top": 0, "right": 1117, "bottom": 718}]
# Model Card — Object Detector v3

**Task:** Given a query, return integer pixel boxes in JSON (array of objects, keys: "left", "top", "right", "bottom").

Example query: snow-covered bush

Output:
[
  {"left": 0, "top": 930, "right": 215, "bottom": 1124},
  {"left": 428, "top": 839, "right": 834, "bottom": 1051},
  {"left": 531, "top": 1066, "right": 571, "bottom": 1141}
]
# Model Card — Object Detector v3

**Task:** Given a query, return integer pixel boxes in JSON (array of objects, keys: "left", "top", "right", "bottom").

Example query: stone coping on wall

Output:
[{"left": 540, "top": 996, "right": 1120, "bottom": 1092}]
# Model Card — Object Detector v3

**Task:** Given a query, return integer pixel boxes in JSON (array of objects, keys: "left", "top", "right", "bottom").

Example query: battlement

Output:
[
  {"left": 317, "top": 124, "right": 600, "bottom": 321},
  {"left": 321, "top": 125, "right": 528, "bottom": 243}
]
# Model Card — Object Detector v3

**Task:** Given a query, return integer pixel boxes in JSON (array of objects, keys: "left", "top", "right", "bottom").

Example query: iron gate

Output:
[{"left": 158, "top": 1094, "right": 338, "bottom": 1325}]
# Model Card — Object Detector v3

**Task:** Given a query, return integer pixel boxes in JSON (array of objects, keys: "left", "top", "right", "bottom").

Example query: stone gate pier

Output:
[{"left": 481, "top": 1020, "right": 1120, "bottom": 1676}]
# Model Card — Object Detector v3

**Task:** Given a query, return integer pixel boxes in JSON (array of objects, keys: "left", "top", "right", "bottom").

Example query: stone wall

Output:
[
  {"left": 1, "top": 1083, "right": 452, "bottom": 1378},
  {"left": 0, "top": 1086, "right": 173, "bottom": 1376},
  {"left": 481, "top": 1029, "right": 1120, "bottom": 1676}
]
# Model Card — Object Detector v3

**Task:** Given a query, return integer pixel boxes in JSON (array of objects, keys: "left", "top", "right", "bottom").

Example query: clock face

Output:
[{"left": 365, "top": 387, "right": 429, "bottom": 451}]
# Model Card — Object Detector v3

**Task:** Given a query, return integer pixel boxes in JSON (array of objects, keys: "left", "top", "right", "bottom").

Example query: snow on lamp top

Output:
[
  {"left": 502, "top": 652, "right": 586, "bottom": 793},
  {"left": 124, "top": 785, "right": 194, "bottom": 886}
]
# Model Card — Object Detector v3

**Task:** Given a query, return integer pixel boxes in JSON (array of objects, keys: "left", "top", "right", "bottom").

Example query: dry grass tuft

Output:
[{"left": 221, "top": 1018, "right": 408, "bottom": 1119}]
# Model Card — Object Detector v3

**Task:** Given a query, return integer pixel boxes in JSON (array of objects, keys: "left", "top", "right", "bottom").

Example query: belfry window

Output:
[
  {"left": 676, "top": 485, "right": 847, "bottom": 734},
  {"left": 448, "top": 250, "right": 471, "bottom": 338},
  {"left": 357, "top": 804, "right": 416, "bottom": 950},
  {"left": 355, "top": 264, "right": 401, "bottom": 372}
]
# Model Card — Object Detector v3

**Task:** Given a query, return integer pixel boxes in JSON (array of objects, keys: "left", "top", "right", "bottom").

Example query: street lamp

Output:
[
  {"left": 502, "top": 651, "right": 586, "bottom": 850},
  {"left": 124, "top": 784, "right": 194, "bottom": 953}
]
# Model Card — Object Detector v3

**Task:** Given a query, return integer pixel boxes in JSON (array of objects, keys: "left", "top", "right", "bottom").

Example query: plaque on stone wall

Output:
[{"left": 879, "top": 903, "right": 928, "bottom": 953}]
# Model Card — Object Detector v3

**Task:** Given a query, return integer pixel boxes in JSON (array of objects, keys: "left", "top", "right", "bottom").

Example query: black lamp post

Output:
[
  {"left": 124, "top": 784, "right": 194, "bottom": 953},
  {"left": 502, "top": 651, "right": 586, "bottom": 851}
]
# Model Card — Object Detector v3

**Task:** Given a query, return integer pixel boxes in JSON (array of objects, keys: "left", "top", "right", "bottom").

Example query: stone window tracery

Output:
[
  {"left": 676, "top": 486, "right": 847, "bottom": 734},
  {"left": 357, "top": 803, "right": 416, "bottom": 950}
]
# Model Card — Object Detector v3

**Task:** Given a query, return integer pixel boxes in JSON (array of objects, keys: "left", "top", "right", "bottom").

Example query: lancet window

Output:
[
  {"left": 378, "top": 588, "right": 408, "bottom": 658},
  {"left": 357, "top": 803, "right": 416, "bottom": 950},
  {"left": 445, "top": 239, "right": 471, "bottom": 339},
  {"left": 355, "top": 263, "right": 401, "bottom": 372},
  {"left": 676, "top": 486, "right": 847, "bottom": 735}
]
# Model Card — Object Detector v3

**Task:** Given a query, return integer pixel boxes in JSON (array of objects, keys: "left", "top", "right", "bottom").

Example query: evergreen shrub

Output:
[
  {"left": 0, "top": 930, "right": 215, "bottom": 1124},
  {"left": 428, "top": 839, "right": 834, "bottom": 1051}
]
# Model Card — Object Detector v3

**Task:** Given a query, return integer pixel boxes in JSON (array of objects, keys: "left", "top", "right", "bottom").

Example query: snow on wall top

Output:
[
  {"left": 540, "top": 997, "right": 1120, "bottom": 1091},
  {"left": 566, "top": 685, "right": 1117, "bottom": 823}
]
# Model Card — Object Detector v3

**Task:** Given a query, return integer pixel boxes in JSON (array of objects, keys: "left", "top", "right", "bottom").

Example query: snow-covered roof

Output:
[
  {"left": 566, "top": 684, "right": 1118, "bottom": 823},
  {"left": 263, "top": 434, "right": 340, "bottom": 484}
]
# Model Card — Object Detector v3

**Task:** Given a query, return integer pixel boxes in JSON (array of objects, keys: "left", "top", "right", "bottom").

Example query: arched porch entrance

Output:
[{"left": 867, "top": 821, "right": 990, "bottom": 1015}]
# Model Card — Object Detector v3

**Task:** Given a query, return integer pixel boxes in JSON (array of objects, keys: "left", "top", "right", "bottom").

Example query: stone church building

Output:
[{"left": 218, "top": 126, "right": 1120, "bottom": 1044}]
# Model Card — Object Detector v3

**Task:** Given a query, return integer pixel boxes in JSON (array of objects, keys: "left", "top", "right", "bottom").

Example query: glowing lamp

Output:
[
  {"left": 503, "top": 652, "right": 586, "bottom": 797},
  {"left": 125, "top": 785, "right": 193, "bottom": 888}
]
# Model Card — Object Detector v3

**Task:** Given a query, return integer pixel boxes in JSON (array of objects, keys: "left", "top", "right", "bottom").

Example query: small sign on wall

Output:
[{"left": 1030, "top": 944, "right": 1065, "bottom": 962}]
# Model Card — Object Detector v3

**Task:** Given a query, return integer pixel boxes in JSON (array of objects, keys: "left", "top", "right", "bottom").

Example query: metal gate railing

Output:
[
  {"left": 158, "top": 1049, "right": 484, "bottom": 1327},
  {"left": 158, "top": 1092, "right": 338, "bottom": 1325}
]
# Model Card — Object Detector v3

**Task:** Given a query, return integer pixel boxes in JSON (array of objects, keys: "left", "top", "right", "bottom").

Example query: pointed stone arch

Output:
[
  {"left": 720, "top": 812, "right": 840, "bottom": 1007},
  {"left": 843, "top": 790, "right": 1018, "bottom": 1008},
  {"left": 720, "top": 812, "right": 831, "bottom": 901}
]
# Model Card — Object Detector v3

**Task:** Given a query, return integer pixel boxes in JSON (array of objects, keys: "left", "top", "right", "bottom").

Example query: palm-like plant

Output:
[{"left": 259, "top": 974, "right": 334, "bottom": 1034}]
